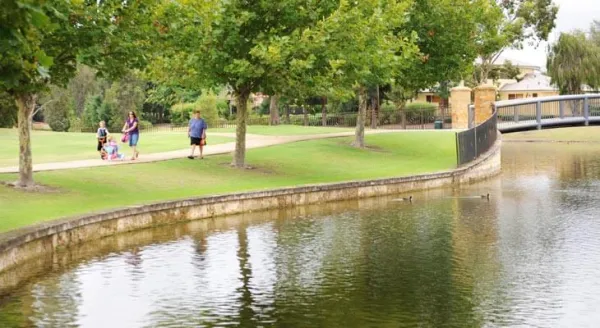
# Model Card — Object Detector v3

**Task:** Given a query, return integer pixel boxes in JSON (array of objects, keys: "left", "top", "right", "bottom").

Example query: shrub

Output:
[
  {"left": 170, "top": 103, "right": 195, "bottom": 125},
  {"left": 405, "top": 101, "right": 437, "bottom": 111},
  {"left": 68, "top": 117, "right": 83, "bottom": 132},
  {"left": 404, "top": 102, "right": 437, "bottom": 123},
  {"left": 170, "top": 92, "right": 219, "bottom": 127},
  {"left": 44, "top": 86, "right": 73, "bottom": 132},
  {"left": 138, "top": 120, "right": 153, "bottom": 130},
  {"left": 0, "top": 92, "right": 17, "bottom": 128}
]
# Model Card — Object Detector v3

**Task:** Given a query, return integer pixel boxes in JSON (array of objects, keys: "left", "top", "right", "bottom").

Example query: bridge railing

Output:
[
  {"left": 456, "top": 105, "right": 498, "bottom": 166},
  {"left": 494, "top": 94, "right": 600, "bottom": 131}
]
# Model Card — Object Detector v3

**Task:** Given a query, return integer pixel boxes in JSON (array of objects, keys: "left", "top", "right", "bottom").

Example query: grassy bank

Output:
[
  {"left": 503, "top": 127, "right": 600, "bottom": 142},
  {"left": 0, "top": 129, "right": 234, "bottom": 167},
  {"left": 211, "top": 125, "right": 354, "bottom": 135},
  {"left": 0, "top": 132, "right": 456, "bottom": 232}
]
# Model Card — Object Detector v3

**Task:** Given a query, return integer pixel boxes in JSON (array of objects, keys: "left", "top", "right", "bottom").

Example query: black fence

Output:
[
  {"left": 456, "top": 105, "right": 498, "bottom": 166},
  {"left": 65, "top": 106, "right": 454, "bottom": 133}
]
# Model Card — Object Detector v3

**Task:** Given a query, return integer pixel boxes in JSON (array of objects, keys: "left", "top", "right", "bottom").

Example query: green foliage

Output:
[
  {"left": 0, "top": 93, "right": 17, "bottom": 128},
  {"left": 396, "top": 0, "right": 479, "bottom": 94},
  {"left": 547, "top": 31, "right": 600, "bottom": 94},
  {"left": 171, "top": 92, "right": 220, "bottom": 126},
  {"left": 216, "top": 99, "right": 230, "bottom": 119},
  {"left": 104, "top": 73, "right": 145, "bottom": 128},
  {"left": 138, "top": 120, "right": 153, "bottom": 130},
  {"left": 42, "top": 86, "right": 73, "bottom": 132},
  {"left": 466, "top": 60, "right": 524, "bottom": 87},
  {"left": 195, "top": 93, "right": 219, "bottom": 127},
  {"left": 475, "top": 0, "right": 558, "bottom": 82},
  {"left": 258, "top": 98, "right": 271, "bottom": 116},
  {"left": 291, "top": 0, "right": 418, "bottom": 101},
  {"left": 405, "top": 102, "right": 437, "bottom": 111},
  {"left": 68, "top": 65, "right": 102, "bottom": 117},
  {"left": 405, "top": 102, "right": 437, "bottom": 122},
  {"left": 82, "top": 95, "right": 114, "bottom": 132},
  {"left": 170, "top": 103, "right": 195, "bottom": 125}
]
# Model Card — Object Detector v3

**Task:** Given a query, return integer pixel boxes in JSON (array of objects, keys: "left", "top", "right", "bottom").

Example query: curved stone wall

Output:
[{"left": 0, "top": 135, "right": 502, "bottom": 274}]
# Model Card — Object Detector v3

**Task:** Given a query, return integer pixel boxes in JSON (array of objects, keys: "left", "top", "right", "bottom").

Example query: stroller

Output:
[{"left": 102, "top": 139, "right": 125, "bottom": 161}]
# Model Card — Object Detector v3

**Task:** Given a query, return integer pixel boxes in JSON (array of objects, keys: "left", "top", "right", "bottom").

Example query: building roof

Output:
[
  {"left": 475, "top": 55, "right": 541, "bottom": 70},
  {"left": 500, "top": 72, "right": 558, "bottom": 92}
]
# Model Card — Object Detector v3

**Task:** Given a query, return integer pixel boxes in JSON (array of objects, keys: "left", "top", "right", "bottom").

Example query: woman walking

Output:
[{"left": 122, "top": 111, "right": 140, "bottom": 160}]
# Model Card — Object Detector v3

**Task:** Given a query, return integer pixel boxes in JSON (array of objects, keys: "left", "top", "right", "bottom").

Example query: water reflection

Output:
[{"left": 2, "top": 142, "right": 600, "bottom": 327}]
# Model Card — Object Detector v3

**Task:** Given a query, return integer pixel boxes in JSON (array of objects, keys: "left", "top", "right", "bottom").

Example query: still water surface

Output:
[{"left": 2, "top": 142, "right": 600, "bottom": 327}]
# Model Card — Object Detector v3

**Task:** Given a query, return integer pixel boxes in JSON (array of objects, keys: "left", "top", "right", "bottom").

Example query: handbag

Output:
[{"left": 121, "top": 133, "right": 129, "bottom": 143}]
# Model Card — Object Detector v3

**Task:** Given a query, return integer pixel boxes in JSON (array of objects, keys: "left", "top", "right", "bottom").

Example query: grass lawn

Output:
[
  {"left": 0, "top": 132, "right": 457, "bottom": 232},
  {"left": 503, "top": 126, "right": 600, "bottom": 142},
  {"left": 0, "top": 129, "right": 234, "bottom": 167},
  {"left": 211, "top": 125, "right": 354, "bottom": 135}
]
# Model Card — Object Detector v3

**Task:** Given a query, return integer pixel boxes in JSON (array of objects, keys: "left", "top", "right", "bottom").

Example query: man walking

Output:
[{"left": 188, "top": 110, "right": 207, "bottom": 159}]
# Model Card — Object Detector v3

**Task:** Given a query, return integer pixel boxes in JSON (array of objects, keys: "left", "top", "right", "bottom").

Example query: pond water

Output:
[{"left": 2, "top": 141, "right": 600, "bottom": 327}]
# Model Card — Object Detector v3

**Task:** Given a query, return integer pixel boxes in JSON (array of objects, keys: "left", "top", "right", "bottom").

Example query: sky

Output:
[{"left": 503, "top": 0, "right": 600, "bottom": 69}]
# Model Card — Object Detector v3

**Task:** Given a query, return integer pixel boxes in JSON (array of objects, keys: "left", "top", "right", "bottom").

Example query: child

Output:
[
  {"left": 103, "top": 135, "right": 125, "bottom": 161},
  {"left": 97, "top": 121, "right": 109, "bottom": 158},
  {"left": 187, "top": 110, "right": 208, "bottom": 159}
]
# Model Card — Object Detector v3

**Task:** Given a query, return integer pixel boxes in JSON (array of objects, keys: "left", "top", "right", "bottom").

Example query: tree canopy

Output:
[
  {"left": 547, "top": 29, "right": 600, "bottom": 94},
  {"left": 475, "top": 0, "right": 558, "bottom": 82}
]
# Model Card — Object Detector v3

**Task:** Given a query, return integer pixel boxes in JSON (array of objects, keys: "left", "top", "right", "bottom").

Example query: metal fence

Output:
[
  {"left": 67, "top": 106, "right": 454, "bottom": 133},
  {"left": 495, "top": 94, "right": 600, "bottom": 132},
  {"left": 456, "top": 105, "right": 498, "bottom": 166}
]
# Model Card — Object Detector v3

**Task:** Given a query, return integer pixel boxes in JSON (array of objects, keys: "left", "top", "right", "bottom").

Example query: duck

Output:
[
  {"left": 392, "top": 196, "right": 412, "bottom": 202},
  {"left": 481, "top": 193, "right": 490, "bottom": 199}
]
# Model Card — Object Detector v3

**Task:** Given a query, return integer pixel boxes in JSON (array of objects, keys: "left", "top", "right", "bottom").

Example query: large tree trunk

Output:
[
  {"left": 321, "top": 97, "right": 327, "bottom": 126},
  {"left": 233, "top": 91, "right": 250, "bottom": 168},
  {"left": 353, "top": 86, "right": 367, "bottom": 148},
  {"left": 269, "top": 95, "right": 280, "bottom": 126},
  {"left": 15, "top": 93, "right": 37, "bottom": 187}
]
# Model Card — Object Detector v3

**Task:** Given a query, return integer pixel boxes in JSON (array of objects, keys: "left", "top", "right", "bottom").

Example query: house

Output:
[
  {"left": 415, "top": 56, "right": 548, "bottom": 105},
  {"left": 498, "top": 72, "right": 559, "bottom": 100}
]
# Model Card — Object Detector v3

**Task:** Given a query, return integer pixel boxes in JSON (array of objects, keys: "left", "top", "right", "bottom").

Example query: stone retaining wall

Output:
[{"left": 0, "top": 135, "right": 502, "bottom": 275}]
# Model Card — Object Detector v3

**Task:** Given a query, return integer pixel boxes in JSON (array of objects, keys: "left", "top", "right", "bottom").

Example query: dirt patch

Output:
[
  {"left": 336, "top": 141, "right": 389, "bottom": 153},
  {"left": 0, "top": 181, "right": 63, "bottom": 193},
  {"left": 221, "top": 162, "right": 276, "bottom": 175}
]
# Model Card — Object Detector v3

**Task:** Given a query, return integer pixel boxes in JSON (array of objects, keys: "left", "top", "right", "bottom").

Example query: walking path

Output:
[{"left": 0, "top": 130, "right": 423, "bottom": 174}]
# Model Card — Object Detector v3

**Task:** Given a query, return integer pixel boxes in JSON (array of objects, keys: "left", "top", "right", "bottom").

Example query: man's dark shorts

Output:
[{"left": 190, "top": 137, "right": 202, "bottom": 146}]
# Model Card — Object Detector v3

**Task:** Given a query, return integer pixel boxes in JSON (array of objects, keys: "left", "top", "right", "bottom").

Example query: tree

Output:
[
  {"left": 104, "top": 72, "right": 146, "bottom": 130},
  {"left": 0, "top": 1, "right": 156, "bottom": 187},
  {"left": 397, "top": 0, "right": 479, "bottom": 99},
  {"left": 82, "top": 94, "right": 114, "bottom": 131},
  {"left": 41, "top": 86, "right": 73, "bottom": 132},
  {"left": 296, "top": 0, "right": 418, "bottom": 147},
  {"left": 475, "top": 0, "right": 558, "bottom": 82},
  {"left": 466, "top": 60, "right": 524, "bottom": 88},
  {"left": 68, "top": 65, "right": 102, "bottom": 117},
  {"left": 547, "top": 32, "right": 600, "bottom": 94},
  {"left": 151, "top": 0, "right": 339, "bottom": 167}
]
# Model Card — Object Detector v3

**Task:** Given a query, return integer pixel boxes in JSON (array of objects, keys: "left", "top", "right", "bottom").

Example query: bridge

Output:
[{"left": 494, "top": 94, "right": 600, "bottom": 133}]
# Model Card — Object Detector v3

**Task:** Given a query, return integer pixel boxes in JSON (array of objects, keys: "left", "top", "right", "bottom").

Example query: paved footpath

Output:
[{"left": 0, "top": 129, "right": 455, "bottom": 173}]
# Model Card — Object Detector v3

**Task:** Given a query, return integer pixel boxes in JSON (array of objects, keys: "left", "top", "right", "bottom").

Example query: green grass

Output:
[
  {"left": 211, "top": 125, "right": 354, "bottom": 135},
  {"left": 0, "top": 129, "right": 234, "bottom": 167},
  {"left": 0, "top": 132, "right": 456, "bottom": 232},
  {"left": 503, "top": 127, "right": 600, "bottom": 142}
]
